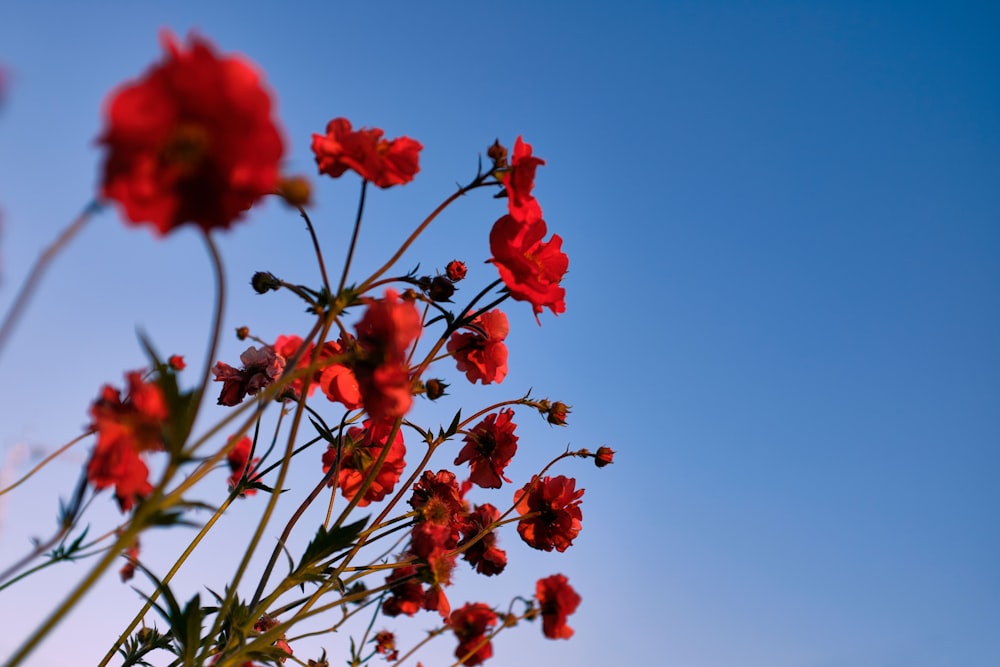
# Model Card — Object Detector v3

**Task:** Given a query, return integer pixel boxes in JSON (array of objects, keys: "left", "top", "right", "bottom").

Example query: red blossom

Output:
[
  {"left": 226, "top": 435, "right": 261, "bottom": 497},
  {"left": 460, "top": 504, "right": 507, "bottom": 576},
  {"left": 322, "top": 419, "right": 406, "bottom": 507},
  {"left": 513, "top": 475, "right": 584, "bottom": 552},
  {"left": 354, "top": 290, "right": 422, "bottom": 421},
  {"left": 312, "top": 117, "right": 422, "bottom": 188},
  {"left": 502, "top": 136, "right": 545, "bottom": 225},
  {"left": 489, "top": 215, "right": 568, "bottom": 322},
  {"left": 99, "top": 31, "right": 284, "bottom": 235},
  {"left": 86, "top": 371, "right": 168, "bottom": 512},
  {"left": 446, "top": 309, "right": 509, "bottom": 385},
  {"left": 212, "top": 345, "right": 285, "bottom": 406},
  {"left": 373, "top": 631, "right": 398, "bottom": 661},
  {"left": 409, "top": 470, "right": 467, "bottom": 537},
  {"left": 449, "top": 603, "right": 498, "bottom": 666},
  {"left": 167, "top": 354, "right": 186, "bottom": 370},
  {"left": 119, "top": 538, "right": 140, "bottom": 582},
  {"left": 454, "top": 409, "right": 519, "bottom": 489},
  {"left": 535, "top": 574, "right": 581, "bottom": 640},
  {"left": 316, "top": 338, "right": 362, "bottom": 408},
  {"left": 272, "top": 335, "right": 317, "bottom": 398},
  {"left": 382, "top": 565, "right": 424, "bottom": 617},
  {"left": 253, "top": 615, "right": 292, "bottom": 662}
]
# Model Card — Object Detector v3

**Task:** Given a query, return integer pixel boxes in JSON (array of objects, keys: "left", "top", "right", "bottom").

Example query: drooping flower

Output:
[
  {"left": 312, "top": 117, "right": 422, "bottom": 188},
  {"left": 226, "top": 435, "right": 260, "bottom": 497},
  {"left": 382, "top": 565, "right": 425, "bottom": 617},
  {"left": 460, "top": 503, "right": 507, "bottom": 576},
  {"left": 353, "top": 290, "right": 422, "bottom": 421},
  {"left": 86, "top": 371, "right": 168, "bottom": 512},
  {"left": 322, "top": 419, "right": 406, "bottom": 507},
  {"left": 212, "top": 345, "right": 286, "bottom": 406},
  {"left": 513, "top": 475, "right": 584, "bottom": 552},
  {"left": 447, "top": 309, "right": 509, "bottom": 385},
  {"left": 315, "top": 337, "right": 362, "bottom": 409},
  {"left": 535, "top": 574, "right": 581, "bottom": 640},
  {"left": 449, "top": 603, "right": 498, "bottom": 666},
  {"left": 454, "top": 409, "right": 519, "bottom": 489},
  {"left": 489, "top": 215, "right": 568, "bottom": 322},
  {"left": 502, "top": 136, "right": 545, "bottom": 225},
  {"left": 98, "top": 31, "right": 284, "bottom": 235}
]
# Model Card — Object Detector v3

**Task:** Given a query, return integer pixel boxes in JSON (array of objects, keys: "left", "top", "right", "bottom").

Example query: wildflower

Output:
[
  {"left": 449, "top": 603, "right": 498, "bottom": 666},
  {"left": 513, "top": 475, "right": 583, "bottom": 552},
  {"left": 535, "top": 574, "right": 581, "bottom": 639},
  {"left": 212, "top": 345, "right": 285, "bottom": 406},
  {"left": 353, "top": 290, "right": 421, "bottom": 421},
  {"left": 460, "top": 504, "right": 507, "bottom": 576},
  {"left": 98, "top": 31, "right": 284, "bottom": 235},
  {"left": 322, "top": 419, "right": 406, "bottom": 507},
  {"left": 86, "top": 371, "right": 168, "bottom": 512},
  {"left": 595, "top": 446, "right": 615, "bottom": 468},
  {"left": 312, "top": 117, "right": 422, "bottom": 188},
  {"left": 445, "top": 260, "right": 467, "bottom": 282},
  {"left": 373, "top": 631, "right": 398, "bottom": 661},
  {"left": 455, "top": 409, "right": 519, "bottom": 489},
  {"left": 489, "top": 215, "right": 567, "bottom": 322},
  {"left": 447, "top": 309, "right": 509, "bottom": 385}
]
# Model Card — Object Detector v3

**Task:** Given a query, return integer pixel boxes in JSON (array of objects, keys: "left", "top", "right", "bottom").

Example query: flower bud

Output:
[
  {"left": 236, "top": 326, "right": 250, "bottom": 341},
  {"left": 488, "top": 139, "right": 509, "bottom": 169},
  {"left": 168, "top": 354, "right": 186, "bottom": 371},
  {"left": 547, "top": 401, "right": 571, "bottom": 426},
  {"left": 425, "top": 378, "right": 448, "bottom": 400},
  {"left": 251, "top": 271, "right": 281, "bottom": 294},
  {"left": 446, "top": 260, "right": 467, "bottom": 282},
  {"left": 594, "top": 446, "right": 615, "bottom": 468},
  {"left": 278, "top": 175, "right": 312, "bottom": 207},
  {"left": 428, "top": 275, "right": 456, "bottom": 302}
]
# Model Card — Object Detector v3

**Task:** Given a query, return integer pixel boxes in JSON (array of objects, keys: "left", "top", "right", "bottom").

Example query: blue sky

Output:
[{"left": 1, "top": 1, "right": 998, "bottom": 666}]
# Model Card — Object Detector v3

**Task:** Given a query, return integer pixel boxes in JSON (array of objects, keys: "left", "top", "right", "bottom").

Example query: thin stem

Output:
[
  {"left": 0, "top": 201, "right": 99, "bottom": 359},
  {"left": 337, "top": 179, "right": 369, "bottom": 295},
  {"left": 297, "top": 206, "right": 332, "bottom": 298},
  {"left": 0, "top": 431, "right": 91, "bottom": 497}
]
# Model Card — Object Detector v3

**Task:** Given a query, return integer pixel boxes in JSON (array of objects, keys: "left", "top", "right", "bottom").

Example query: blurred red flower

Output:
[
  {"left": 225, "top": 435, "right": 260, "bottom": 497},
  {"left": 450, "top": 603, "right": 498, "bottom": 666},
  {"left": 513, "top": 475, "right": 584, "bottom": 552},
  {"left": 460, "top": 503, "right": 507, "bottom": 576},
  {"left": 535, "top": 574, "right": 581, "bottom": 639},
  {"left": 489, "top": 215, "right": 568, "bottom": 322},
  {"left": 455, "top": 409, "right": 519, "bottom": 489},
  {"left": 99, "top": 31, "right": 284, "bottom": 235},
  {"left": 354, "top": 290, "right": 422, "bottom": 420},
  {"left": 447, "top": 309, "right": 509, "bottom": 385},
  {"left": 86, "top": 371, "right": 168, "bottom": 512},
  {"left": 312, "top": 117, "right": 422, "bottom": 188}
]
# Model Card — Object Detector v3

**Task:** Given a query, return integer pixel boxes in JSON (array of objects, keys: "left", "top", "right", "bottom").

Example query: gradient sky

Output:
[{"left": 1, "top": 2, "right": 998, "bottom": 666}]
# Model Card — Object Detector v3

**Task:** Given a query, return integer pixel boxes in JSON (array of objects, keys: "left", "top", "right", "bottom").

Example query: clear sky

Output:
[{"left": 1, "top": 1, "right": 998, "bottom": 666}]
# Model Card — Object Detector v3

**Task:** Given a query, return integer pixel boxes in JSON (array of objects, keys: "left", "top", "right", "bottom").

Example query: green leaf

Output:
[{"left": 294, "top": 517, "right": 368, "bottom": 576}]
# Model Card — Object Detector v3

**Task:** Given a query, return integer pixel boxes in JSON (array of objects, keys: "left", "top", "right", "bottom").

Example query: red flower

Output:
[
  {"left": 489, "top": 215, "right": 568, "bottom": 322},
  {"left": 454, "top": 409, "right": 519, "bottom": 489},
  {"left": 272, "top": 335, "right": 317, "bottom": 398},
  {"left": 99, "top": 31, "right": 284, "bottom": 235},
  {"left": 86, "top": 371, "right": 168, "bottom": 512},
  {"left": 410, "top": 470, "right": 467, "bottom": 536},
  {"left": 513, "top": 475, "right": 584, "bottom": 552},
  {"left": 460, "top": 504, "right": 507, "bottom": 576},
  {"left": 254, "top": 615, "right": 292, "bottom": 663},
  {"left": 354, "top": 290, "right": 422, "bottom": 421},
  {"left": 446, "top": 309, "right": 509, "bottom": 385},
  {"left": 226, "top": 435, "right": 260, "bottom": 497},
  {"left": 322, "top": 419, "right": 406, "bottom": 507},
  {"left": 119, "top": 537, "right": 140, "bottom": 582},
  {"left": 373, "top": 631, "right": 398, "bottom": 661},
  {"left": 535, "top": 574, "right": 581, "bottom": 640},
  {"left": 449, "top": 603, "right": 498, "bottom": 666},
  {"left": 502, "top": 136, "right": 545, "bottom": 225},
  {"left": 167, "top": 354, "right": 186, "bottom": 370},
  {"left": 316, "top": 338, "right": 362, "bottom": 409},
  {"left": 312, "top": 117, "right": 422, "bottom": 188},
  {"left": 212, "top": 345, "right": 285, "bottom": 406},
  {"left": 382, "top": 565, "right": 425, "bottom": 617}
]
